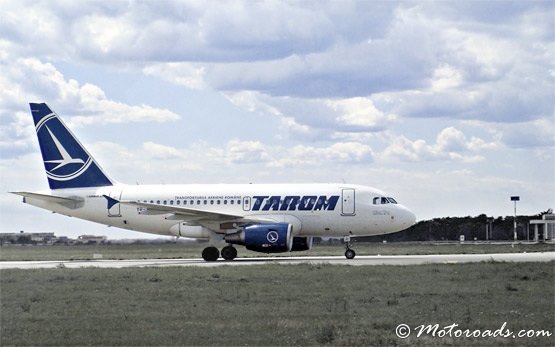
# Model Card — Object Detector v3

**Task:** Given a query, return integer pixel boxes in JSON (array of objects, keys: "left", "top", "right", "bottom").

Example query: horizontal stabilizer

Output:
[{"left": 11, "top": 191, "right": 84, "bottom": 209}]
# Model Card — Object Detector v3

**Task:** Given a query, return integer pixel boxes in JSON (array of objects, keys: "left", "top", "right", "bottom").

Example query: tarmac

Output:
[{"left": 1, "top": 252, "right": 554, "bottom": 269}]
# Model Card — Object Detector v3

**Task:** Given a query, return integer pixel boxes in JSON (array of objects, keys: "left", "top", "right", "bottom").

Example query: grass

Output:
[
  {"left": 1, "top": 241, "right": 554, "bottom": 261},
  {"left": 1, "top": 262, "right": 554, "bottom": 346}
]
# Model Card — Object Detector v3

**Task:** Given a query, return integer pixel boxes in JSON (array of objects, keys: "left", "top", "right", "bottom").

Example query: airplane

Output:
[{"left": 12, "top": 103, "right": 416, "bottom": 261}]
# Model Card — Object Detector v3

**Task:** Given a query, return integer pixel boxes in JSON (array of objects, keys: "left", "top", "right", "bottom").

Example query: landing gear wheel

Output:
[
  {"left": 221, "top": 245, "right": 237, "bottom": 261},
  {"left": 345, "top": 248, "right": 356, "bottom": 259},
  {"left": 202, "top": 246, "right": 220, "bottom": 261},
  {"left": 343, "top": 235, "right": 355, "bottom": 259}
]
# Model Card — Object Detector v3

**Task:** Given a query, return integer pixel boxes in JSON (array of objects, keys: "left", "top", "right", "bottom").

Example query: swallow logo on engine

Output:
[{"left": 267, "top": 231, "right": 279, "bottom": 243}]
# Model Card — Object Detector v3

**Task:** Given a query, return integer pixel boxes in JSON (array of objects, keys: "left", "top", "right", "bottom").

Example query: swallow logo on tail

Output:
[{"left": 30, "top": 103, "right": 113, "bottom": 189}]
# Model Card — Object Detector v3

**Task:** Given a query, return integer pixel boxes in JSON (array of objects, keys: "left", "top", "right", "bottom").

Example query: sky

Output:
[{"left": 0, "top": 0, "right": 553, "bottom": 239}]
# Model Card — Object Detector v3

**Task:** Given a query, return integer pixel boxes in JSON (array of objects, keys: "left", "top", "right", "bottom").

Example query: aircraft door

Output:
[
  {"left": 341, "top": 188, "right": 356, "bottom": 216},
  {"left": 107, "top": 191, "right": 122, "bottom": 217},
  {"left": 242, "top": 196, "right": 251, "bottom": 211}
]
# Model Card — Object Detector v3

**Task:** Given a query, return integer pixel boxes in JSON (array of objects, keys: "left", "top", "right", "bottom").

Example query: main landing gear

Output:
[
  {"left": 201, "top": 245, "right": 237, "bottom": 261},
  {"left": 344, "top": 235, "right": 356, "bottom": 259},
  {"left": 221, "top": 245, "right": 238, "bottom": 261}
]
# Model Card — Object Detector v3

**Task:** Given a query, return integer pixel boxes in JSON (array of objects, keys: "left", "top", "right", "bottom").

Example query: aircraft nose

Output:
[
  {"left": 406, "top": 209, "right": 416, "bottom": 226},
  {"left": 398, "top": 205, "right": 416, "bottom": 229}
]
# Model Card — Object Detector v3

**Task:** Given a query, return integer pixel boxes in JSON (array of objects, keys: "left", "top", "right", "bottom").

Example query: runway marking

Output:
[{"left": 1, "top": 252, "right": 554, "bottom": 269}]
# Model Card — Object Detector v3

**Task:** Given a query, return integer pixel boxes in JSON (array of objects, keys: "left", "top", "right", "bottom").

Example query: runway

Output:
[{"left": 1, "top": 252, "right": 554, "bottom": 269}]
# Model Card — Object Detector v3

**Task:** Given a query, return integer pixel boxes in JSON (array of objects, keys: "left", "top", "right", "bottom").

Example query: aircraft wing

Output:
[
  {"left": 117, "top": 200, "right": 275, "bottom": 228},
  {"left": 120, "top": 200, "right": 242, "bottom": 220}
]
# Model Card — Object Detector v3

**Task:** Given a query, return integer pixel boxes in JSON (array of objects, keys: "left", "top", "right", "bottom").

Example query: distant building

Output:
[
  {"left": 55, "top": 236, "right": 71, "bottom": 244},
  {"left": 530, "top": 214, "right": 555, "bottom": 241},
  {"left": 0, "top": 232, "right": 56, "bottom": 244},
  {"left": 77, "top": 235, "right": 107, "bottom": 244}
]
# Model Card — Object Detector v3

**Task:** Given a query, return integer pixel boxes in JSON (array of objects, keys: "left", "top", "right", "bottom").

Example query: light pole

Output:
[
  {"left": 486, "top": 217, "right": 493, "bottom": 241},
  {"left": 510, "top": 196, "right": 520, "bottom": 240}
]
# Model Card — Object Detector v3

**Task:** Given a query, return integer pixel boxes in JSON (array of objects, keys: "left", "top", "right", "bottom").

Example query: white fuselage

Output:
[{"left": 24, "top": 183, "right": 415, "bottom": 239}]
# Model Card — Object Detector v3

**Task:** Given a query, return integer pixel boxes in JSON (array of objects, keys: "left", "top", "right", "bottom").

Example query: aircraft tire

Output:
[
  {"left": 221, "top": 245, "right": 237, "bottom": 261},
  {"left": 345, "top": 249, "right": 356, "bottom": 259},
  {"left": 202, "top": 246, "right": 220, "bottom": 261}
]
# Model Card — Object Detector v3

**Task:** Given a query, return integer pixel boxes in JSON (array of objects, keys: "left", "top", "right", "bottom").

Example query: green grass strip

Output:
[{"left": 1, "top": 262, "right": 553, "bottom": 346}]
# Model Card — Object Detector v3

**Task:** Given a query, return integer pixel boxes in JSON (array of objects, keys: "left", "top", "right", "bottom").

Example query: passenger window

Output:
[
  {"left": 217, "top": 200, "right": 221, "bottom": 205},
  {"left": 176, "top": 200, "right": 180, "bottom": 205},
  {"left": 224, "top": 200, "right": 228, "bottom": 205},
  {"left": 196, "top": 200, "right": 200, "bottom": 205},
  {"left": 170, "top": 200, "right": 174, "bottom": 205},
  {"left": 163, "top": 200, "right": 167, "bottom": 205},
  {"left": 157, "top": 200, "right": 160, "bottom": 204},
  {"left": 203, "top": 200, "right": 207, "bottom": 205},
  {"left": 210, "top": 200, "right": 214, "bottom": 205},
  {"left": 230, "top": 200, "right": 234, "bottom": 205}
]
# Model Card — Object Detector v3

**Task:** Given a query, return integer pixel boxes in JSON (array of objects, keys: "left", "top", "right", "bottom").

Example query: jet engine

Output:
[{"left": 224, "top": 223, "right": 293, "bottom": 253}]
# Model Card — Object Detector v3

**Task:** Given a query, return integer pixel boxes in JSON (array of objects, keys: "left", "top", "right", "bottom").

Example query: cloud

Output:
[
  {"left": 327, "top": 97, "right": 396, "bottom": 130},
  {"left": 226, "top": 139, "right": 273, "bottom": 164},
  {"left": 12, "top": 57, "right": 180, "bottom": 126},
  {"left": 2, "top": 1, "right": 359, "bottom": 63},
  {"left": 269, "top": 142, "right": 374, "bottom": 168},
  {"left": 134, "top": 2, "right": 554, "bottom": 129},
  {"left": 223, "top": 91, "right": 281, "bottom": 116},
  {"left": 2, "top": 1, "right": 552, "bottom": 127},
  {"left": 461, "top": 118, "right": 555, "bottom": 150},
  {"left": 279, "top": 117, "right": 313, "bottom": 137},
  {"left": 142, "top": 142, "right": 186, "bottom": 160},
  {"left": 224, "top": 91, "right": 396, "bottom": 141},
  {"left": 369, "top": 4, "right": 554, "bottom": 123},
  {"left": 0, "top": 54, "right": 180, "bottom": 157},
  {"left": 498, "top": 118, "right": 555, "bottom": 149},
  {"left": 0, "top": 111, "right": 35, "bottom": 154},
  {"left": 382, "top": 127, "right": 499, "bottom": 162},
  {"left": 143, "top": 63, "right": 207, "bottom": 90},
  {"left": 87, "top": 138, "right": 374, "bottom": 184},
  {"left": 67, "top": 102, "right": 180, "bottom": 127}
]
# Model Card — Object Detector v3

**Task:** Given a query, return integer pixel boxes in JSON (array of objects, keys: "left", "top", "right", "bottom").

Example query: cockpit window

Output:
[{"left": 373, "top": 196, "right": 399, "bottom": 205}]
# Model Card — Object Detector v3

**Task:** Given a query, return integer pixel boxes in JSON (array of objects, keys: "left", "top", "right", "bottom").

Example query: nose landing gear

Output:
[
  {"left": 344, "top": 235, "right": 356, "bottom": 259},
  {"left": 345, "top": 248, "right": 356, "bottom": 259}
]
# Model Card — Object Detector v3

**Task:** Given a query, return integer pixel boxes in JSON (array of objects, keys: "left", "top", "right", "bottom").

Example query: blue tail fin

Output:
[{"left": 30, "top": 103, "right": 114, "bottom": 189}]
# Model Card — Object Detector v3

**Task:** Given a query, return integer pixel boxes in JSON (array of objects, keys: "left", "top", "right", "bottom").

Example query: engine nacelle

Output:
[
  {"left": 224, "top": 223, "right": 293, "bottom": 253},
  {"left": 291, "top": 236, "right": 313, "bottom": 252}
]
